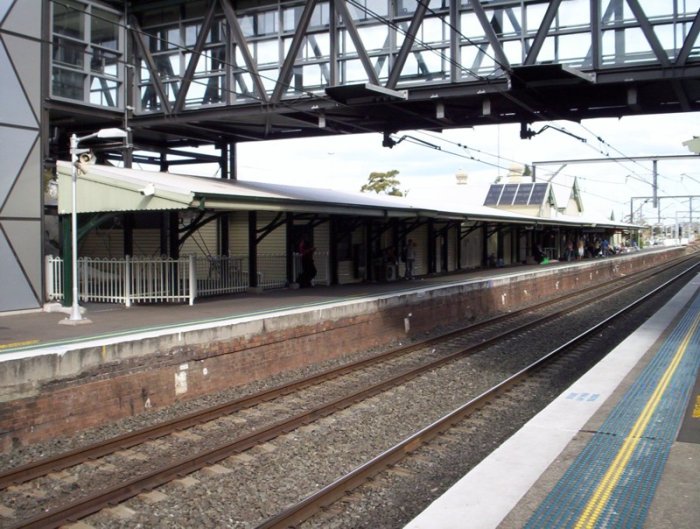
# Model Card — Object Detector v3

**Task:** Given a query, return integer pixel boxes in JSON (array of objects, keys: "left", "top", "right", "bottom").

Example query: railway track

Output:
[
  {"left": 259, "top": 257, "right": 700, "bottom": 529},
  {"left": 1, "top": 255, "right": 697, "bottom": 529}
]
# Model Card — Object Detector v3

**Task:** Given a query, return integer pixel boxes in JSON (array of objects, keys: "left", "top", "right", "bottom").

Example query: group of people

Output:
[
  {"left": 383, "top": 239, "right": 417, "bottom": 280},
  {"left": 297, "top": 237, "right": 418, "bottom": 287},
  {"left": 558, "top": 237, "right": 617, "bottom": 262}
]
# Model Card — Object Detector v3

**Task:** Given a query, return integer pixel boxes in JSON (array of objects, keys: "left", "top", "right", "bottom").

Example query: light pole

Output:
[{"left": 62, "top": 127, "right": 127, "bottom": 325}]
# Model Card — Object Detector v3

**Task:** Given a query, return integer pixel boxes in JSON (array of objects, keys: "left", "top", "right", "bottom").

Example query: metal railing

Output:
[
  {"left": 46, "top": 255, "right": 255, "bottom": 306},
  {"left": 194, "top": 256, "right": 249, "bottom": 296},
  {"left": 45, "top": 253, "right": 327, "bottom": 306}
]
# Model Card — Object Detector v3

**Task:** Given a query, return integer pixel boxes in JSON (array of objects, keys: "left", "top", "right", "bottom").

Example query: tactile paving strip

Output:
[{"left": 524, "top": 293, "right": 700, "bottom": 529}]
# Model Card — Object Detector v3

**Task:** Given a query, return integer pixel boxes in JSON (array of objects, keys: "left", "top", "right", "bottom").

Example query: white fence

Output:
[{"left": 45, "top": 252, "right": 329, "bottom": 306}]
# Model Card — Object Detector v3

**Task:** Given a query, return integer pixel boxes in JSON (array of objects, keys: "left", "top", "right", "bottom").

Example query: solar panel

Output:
[
  {"left": 499, "top": 184, "right": 517, "bottom": 205},
  {"left": 484, "top": 184, "right": 503, "bottom": 205},
  {"left": 514, "top": 183, "right": 533, "bottom": 205},
  {"left": 529, "top": 183, "right": 548, "bottom": 205}
]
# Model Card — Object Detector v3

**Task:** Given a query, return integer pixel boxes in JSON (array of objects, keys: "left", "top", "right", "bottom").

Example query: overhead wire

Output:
[
  {"left": 403, "top": 0, "right": 669, "bottom": 188},
  {"left": 399, "top": 131, "right": 634, "bottom": 209}
]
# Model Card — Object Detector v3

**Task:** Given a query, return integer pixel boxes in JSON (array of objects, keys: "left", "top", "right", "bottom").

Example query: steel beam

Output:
[
  {"left": 386, "top": 1, "right": 429, "bottom": 89},
  {"left": 130, "top": 17, "right": 173, "bottom": 114},
  {"left": 335, "top": 0, "right": 380, "bottom": 85},
  {"left": 220, "top": 0, "right": 269, "bottom": 103},
  {"left": 173, "top": 1, "right": 218, "bottom": 113},
  {"left": 272, "top": 0, "right": 318, "bottom": 103},
  {"left": 469, "top": 0, "right": 511, "bottom": 72}
]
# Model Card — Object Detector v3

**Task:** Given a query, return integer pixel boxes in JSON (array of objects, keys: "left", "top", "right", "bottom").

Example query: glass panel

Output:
[
  {"left": 283, "top": 5, "right": 302, "bottom": 32},
  {"left": 524, "top": 2, "right": 547, "bottom": 35},
  {"left": 203, "top": 75, "right": 224, "bottom": 104},
  {"left": 92, "top": 8, "right": 119, "bottom": 50},
  {"left": 90, "top": 76, "right": 118, "bottom": 106},
  {"left": 53, "top": 36, "right": 85, "bottom": 68},
  {"left": 256, "top": 11, "right": 278, "bottom": 36},
  {"left": 90, "top": 49, "right": 119, "bottom": 77},
  {"left": 53, "top": 67, "right": 85, "bottom": 100},
  {"left": 164, "top": 81, "right": 179, "bottom": 103},
  {"left": 602, "top": 27, "right": 655, "bottom": 64},
  {"left": 347, "top": 0, "right": 388, "bottom": 21},
  {"left": 240, "top": 14, "right": 255, "bottom": 38},
  {"left": 680, "top": 0, "right": 700, "bottom": 16},
  {"left": 342, "top": 58, "right": 369, "bottom": 83},
  {"left": 256, "top": 40, "right": 279, "bottom": 65},
  {"left": 186, "top": 75, "right": 224, "bottom": 106},
  {"left": 402, "top": 52, "right": 419, "bottom": 76},
  {"left": 636, "top": 0, "right": 674, "bottom": 19},
  {"left": 340, "top": 30, "right": 356, "bottom": 55},
  {"left": 500, "top": 5, "right": 523, "bottom": 36},
  {"left": 459, "top": 45, "right": 482, "bottom": 79},
  {"left": 654, "top": 23, "right": 675, "bottom": 58},
  {"left": 460, "top": 12, "right": 484, "bottom": 39},
  {"left": 53, "top": 0, "right": 85, "bottom": 39},
  {"left": 503, "top": 39, "right": 523, "bottom": 66},
  {"left": 189, "top": 46, "right": 225, "bottom": 75},
  {"left": 301, "top": 63, "right": 327, "bottom": 89},
  {"left": 679, "top": 21, "right": 700, "bottom": 59},
  {"left": 304, "top": 33, "right": 330, "bottom": 60},
  {"left": 557, "top": 33, "right": 592, "bottom": 65},
  {"left": 139, "top": 59, "right": 151, "bottom": 81},
  {"left": 140, "top": 84, "right": 161, "bottom": 110},
  {"left": 397, "top": 0, "right": 418, "bottom": 16},
  {"left": 310, "top": 2, "right": 331, "bottom": 29},
  {"left": 555, "top": 0, "right": 590, "bottom": 30},
  {"left": 185, "top": 23, "right": 200, "bottom": 47},
  {"left": 150, "top": 27, "right": 180, "bottom": 52},
  {"left": 233, "top": 70, "right": 256, "bottom": 100},
  {"left": 358, "top": 25, "right": 389, "bottom": 52},
  {"left": 259, "top": 68, "right": 279, "bottom": 93},
  {"left": 151, "top": 53, "right": 181, "bottom": 78},
  {"left": 421, "top": 17, "right": 447, "bottom": 42},
  {"left": 532, "top": 36, "right": 555, "bottom": 63}
]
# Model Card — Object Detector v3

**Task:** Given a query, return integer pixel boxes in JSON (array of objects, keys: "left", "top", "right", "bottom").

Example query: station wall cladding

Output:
[{"left": 0, "top": 248, "right": 687, "bottom": 452}]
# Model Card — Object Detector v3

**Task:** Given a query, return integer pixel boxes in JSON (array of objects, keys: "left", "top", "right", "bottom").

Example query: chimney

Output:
[{"left": 455, "top": 168, "right": 468, "bottom": 185}]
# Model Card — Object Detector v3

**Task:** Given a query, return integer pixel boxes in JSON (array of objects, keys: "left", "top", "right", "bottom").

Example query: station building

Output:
[{"left": 44, "top": 160, "right": 633, "bottom": 308}]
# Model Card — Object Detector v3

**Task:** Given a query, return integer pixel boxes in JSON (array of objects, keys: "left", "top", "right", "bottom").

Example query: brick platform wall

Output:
[{"left": 0, "top": 248, "right": 686, "bottom": 452}]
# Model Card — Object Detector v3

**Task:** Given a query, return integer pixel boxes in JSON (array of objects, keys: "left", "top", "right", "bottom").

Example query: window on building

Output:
[{"left": 51, "top": 0, "right": 124, "bottom": 108}]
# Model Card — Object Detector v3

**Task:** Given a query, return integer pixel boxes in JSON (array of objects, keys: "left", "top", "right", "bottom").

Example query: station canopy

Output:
[{"left": 56, "top": 161, "right": 634, "bottom": 230}]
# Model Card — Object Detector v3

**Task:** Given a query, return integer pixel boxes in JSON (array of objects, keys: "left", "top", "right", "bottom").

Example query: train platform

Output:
[
  {"left": 0, "top": 262, "right": 540, "bottom": 356},
  {"left": 404, "top": 271, "right": 700, "bottom": 529}
]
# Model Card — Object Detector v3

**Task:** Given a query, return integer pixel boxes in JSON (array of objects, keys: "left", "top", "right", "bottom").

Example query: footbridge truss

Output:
[{"left": 50, "top": 0, "right": 700, "bottom": 151}]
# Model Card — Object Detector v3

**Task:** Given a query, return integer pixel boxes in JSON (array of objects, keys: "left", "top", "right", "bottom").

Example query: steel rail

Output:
[
  {"left": 254, "top": 258, "right": 700, "bottom": 529},
  {"left": 4, "top": 254, "right": 685, "bottom": 490},
  {"left": 8, "top": 257, "right": 697, "bottom": 529}
]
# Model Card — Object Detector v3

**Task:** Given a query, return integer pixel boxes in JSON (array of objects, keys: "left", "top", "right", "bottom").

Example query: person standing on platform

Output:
[
  {"left": 298, "top": 237, "right": 317, "bottom": 287},
  {"left": 404, "top": 239, "right": 416, "bottom": 279}
]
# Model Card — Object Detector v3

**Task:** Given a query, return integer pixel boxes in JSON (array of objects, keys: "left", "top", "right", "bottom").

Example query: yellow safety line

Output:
[
  {"left": 0, "top": 339, "right": 39, "bottom": 350},
  {"left": 574, "top": 313, "right": 700, "bottom": 529}
]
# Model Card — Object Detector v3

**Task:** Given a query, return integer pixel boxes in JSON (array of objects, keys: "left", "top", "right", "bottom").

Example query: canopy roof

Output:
[{"left": 56, "top": 161, "right": 636, "bottom": 230}]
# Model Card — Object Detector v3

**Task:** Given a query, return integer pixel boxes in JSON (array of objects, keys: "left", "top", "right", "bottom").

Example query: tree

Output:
[{"left": 360, "top": 169, "right": 406, "bottom": 196}]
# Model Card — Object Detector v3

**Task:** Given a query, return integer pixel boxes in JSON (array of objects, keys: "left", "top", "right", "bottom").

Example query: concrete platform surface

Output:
[{"left": 404, "top": 273, "right": 700, "bottom": 529}]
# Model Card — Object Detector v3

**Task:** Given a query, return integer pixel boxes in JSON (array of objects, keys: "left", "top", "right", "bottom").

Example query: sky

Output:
[
  {"left": 167, "top": 112, "right": 700, "bottom": 226},
  {"left": 182, "top": 111, "right": 700, "bottom": 226}
]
